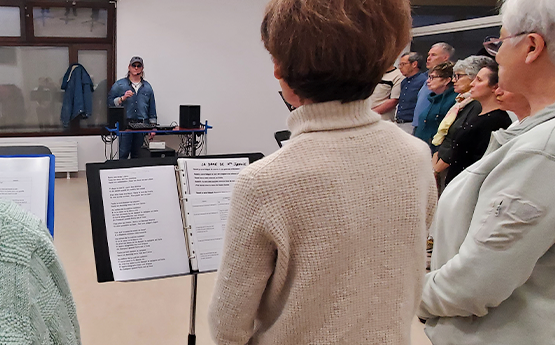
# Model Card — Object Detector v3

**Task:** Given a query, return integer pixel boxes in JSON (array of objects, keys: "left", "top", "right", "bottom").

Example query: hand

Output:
[
  {"left": 148, "top": 132, "right": 156, "bottom": 141},
  {"left": 122, "top": 90, "right": 134, "bottom": 100},
  {"left": 432, "top": 152, "right": 439, "bottom": 165}
]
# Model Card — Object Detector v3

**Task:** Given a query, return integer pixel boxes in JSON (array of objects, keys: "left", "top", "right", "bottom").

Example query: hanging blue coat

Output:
[{"left": 61, "top": 63, "right": 94, "bottom": 127}]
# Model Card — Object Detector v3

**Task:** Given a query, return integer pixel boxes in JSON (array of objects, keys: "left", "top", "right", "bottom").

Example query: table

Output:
[{"left": 103, "top": 121, "right": 212, "bottom": 160}]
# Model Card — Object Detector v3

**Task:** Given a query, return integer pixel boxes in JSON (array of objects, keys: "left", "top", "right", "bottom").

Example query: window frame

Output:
[
  {"left": 412, "top": 15, "right": 502, "bottom": 37},
  {"left": 0, "top": 0, "right": 116, "bottom": 137}
]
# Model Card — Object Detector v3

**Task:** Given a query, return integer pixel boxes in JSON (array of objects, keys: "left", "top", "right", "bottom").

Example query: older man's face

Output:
[
  {"left": 496, "top": 27, "right": 519, "bottom": 93},
  {"left": 426, "top": 46, "right": 449, "bottom": 69}
]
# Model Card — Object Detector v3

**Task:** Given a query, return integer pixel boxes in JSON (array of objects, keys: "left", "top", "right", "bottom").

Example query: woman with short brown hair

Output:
[
  {"left": 414, "top": 62, "right": 457, "bottom": 150},
  {"left": 209, "top": 0, "right": 437, "bottom": 344},
  {"left": 260, "top": 0, "right": 412, "bottom": 104}
]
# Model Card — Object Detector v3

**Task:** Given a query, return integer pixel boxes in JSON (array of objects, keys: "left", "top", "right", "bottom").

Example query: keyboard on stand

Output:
[{"left": 128, "top": 122, "right": 157, "bottom": 130}]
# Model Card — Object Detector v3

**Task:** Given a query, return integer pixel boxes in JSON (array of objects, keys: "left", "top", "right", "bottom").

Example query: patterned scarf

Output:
[{"left": 432, "top": 92, "right": 473, "bottom": 146}]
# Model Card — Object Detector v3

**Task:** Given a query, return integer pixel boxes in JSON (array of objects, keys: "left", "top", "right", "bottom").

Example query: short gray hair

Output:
[
  {"left": 501, "top": 0, "right": 555, "bottom": 62},
  {"left": 453, "top": 55, "right": 495, "bottom": 79},
  {"left": 432, "top": 42, "right": 455, "bottom": 60},
  {"left": 401, "top": 52, "right": 423, "bottom": 70}
]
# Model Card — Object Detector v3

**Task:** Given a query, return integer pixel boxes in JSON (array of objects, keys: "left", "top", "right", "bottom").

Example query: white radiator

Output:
[{"left": 0, "top": 139, "right": 78, "bottom": 174}]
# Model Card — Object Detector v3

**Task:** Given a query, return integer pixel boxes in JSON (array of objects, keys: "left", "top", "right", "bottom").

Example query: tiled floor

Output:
[{"left": 53, "top": 175, "right": 431, "bottom": 344}]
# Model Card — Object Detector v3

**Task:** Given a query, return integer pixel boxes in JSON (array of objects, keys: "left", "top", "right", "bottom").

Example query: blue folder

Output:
[{"left": 0, "top": 154, "right": 55, "bottom": 236}]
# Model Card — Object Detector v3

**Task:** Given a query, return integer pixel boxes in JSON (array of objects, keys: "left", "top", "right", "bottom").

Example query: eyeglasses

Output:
[
  {"left": 483, "top": 32, "right": 531, "bottom": 56},
  {"left": 453, "top": 73, "right": 468, "bottom": 81},
  {"left": 398, "top": 62, "right": 410, "bottom": 67},
  {"left": 131, "top": 64, "right": 143, "bottom": 68},
  {"left": 428, "top": 75, "right": 446, "bottom": 81}
]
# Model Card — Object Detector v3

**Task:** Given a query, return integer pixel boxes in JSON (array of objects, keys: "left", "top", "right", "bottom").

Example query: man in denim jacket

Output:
[{"left": 108, "top": 56, "right": 157, "bottom": 159}]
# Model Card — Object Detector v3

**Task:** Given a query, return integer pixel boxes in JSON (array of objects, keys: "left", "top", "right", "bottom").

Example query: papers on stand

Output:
[
  {"left": 178, "top": 157, "right": 248, "bottom": 194},
  {"left": 99, "top": 166, "right": 190, "bottom": 281},
  {"left": 177, "top": 157, "right": 248, "bottom": 271},
  {"left": 184, "top": 194, "right": 231, "bottom": 272},
  {"left": 87, "top": 155, "right": 257, "bottom": 282},
  {"left": 0, "top": 156, "right": 54, "bottom": 235}
]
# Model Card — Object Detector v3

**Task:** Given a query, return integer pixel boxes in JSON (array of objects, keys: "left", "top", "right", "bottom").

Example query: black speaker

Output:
[
  {"left": 180, "top": 105, "right": 201, "bottom": 129},
  {"left": 108, "top": 107, "right": 127, "bottom": 129}
]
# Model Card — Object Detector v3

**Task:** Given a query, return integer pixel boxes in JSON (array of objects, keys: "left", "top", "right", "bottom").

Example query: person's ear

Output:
[
  {"left": 525, "top": 33, "right": 546, "bottom": 64},
  {"left": 274, "top": 62, "right": 282, "bottom": 80}
]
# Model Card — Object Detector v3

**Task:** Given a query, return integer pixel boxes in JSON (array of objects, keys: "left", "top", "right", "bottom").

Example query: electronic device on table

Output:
[
  {"left": 127, "top": 122, "right": 177, "bottom": 130},
  {"left": 127, "top": 122, "right": 157, "bottom": 130},
  {"left": 156, "top": 125, "right": 177, "bottom": 131},
  {"left": 180, "top": 105, "right": 201, "bottom": 128}
]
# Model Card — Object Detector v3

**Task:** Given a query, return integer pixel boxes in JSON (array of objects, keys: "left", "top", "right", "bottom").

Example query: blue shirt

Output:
[
  {"left": 412, "top": 73, "right": 432, "bottom": 127},
  {"left": 396, "top": 72, "right": 427, "bottom": 122},
  {"left": 107, "top": 77, "right": 157, "bottom": 123}
]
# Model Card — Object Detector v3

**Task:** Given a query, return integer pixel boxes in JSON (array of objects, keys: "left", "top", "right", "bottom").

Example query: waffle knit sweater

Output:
[
  {"left": 208, "top": 99, "right": 437, "bottom": 344},
  {"left": 0, "top": 200, "right": 81, "bottom": 345}
]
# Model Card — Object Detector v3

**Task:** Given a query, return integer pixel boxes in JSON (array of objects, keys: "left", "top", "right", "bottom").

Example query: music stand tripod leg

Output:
[{"left": 188, "top": 273, "right": 198, "bottom": 345}]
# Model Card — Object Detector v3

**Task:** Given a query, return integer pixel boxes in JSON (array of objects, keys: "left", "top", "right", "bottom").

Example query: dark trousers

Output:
[{"left": 119, "top": 132, "right": 144, "bottom": 159}]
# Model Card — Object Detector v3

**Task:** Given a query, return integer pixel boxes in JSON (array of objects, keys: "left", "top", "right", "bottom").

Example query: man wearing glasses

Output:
[
  {"left": 396, "top": 52, "right": 427, "bottom": 133},
  {"left": 108, "top": 56, "right": 157, "bottom": 159}
]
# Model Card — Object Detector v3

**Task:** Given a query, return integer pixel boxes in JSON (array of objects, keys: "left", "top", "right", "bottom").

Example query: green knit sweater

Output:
[{"left": 0, "top": 200, "right": 81, "bottom": 344}]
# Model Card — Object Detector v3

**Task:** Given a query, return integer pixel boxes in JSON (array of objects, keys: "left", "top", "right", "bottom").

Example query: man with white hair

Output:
[
  {"left": 418, "top": 0, "right": 555, "bottom": 344},
  {"left": 412, "top": 43, "right": 454, "bottom": 133}
]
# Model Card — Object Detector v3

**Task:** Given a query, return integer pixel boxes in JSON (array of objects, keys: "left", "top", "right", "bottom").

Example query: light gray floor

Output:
[{"left": 54, "top": 175, "right": 431, "bottom": 344}]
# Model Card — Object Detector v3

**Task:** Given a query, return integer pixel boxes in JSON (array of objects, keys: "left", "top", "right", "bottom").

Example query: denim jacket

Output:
[
  {"left": 107, "top": 77, "right": 157, "bottom": 123},
  {"left": 61, "top": 63, "right": 94, "bottom": 127}
]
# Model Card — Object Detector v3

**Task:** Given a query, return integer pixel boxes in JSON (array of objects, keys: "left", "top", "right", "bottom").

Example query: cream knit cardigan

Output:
[{"left": 209, "top": 99, "right": 436, "bottom": 344}]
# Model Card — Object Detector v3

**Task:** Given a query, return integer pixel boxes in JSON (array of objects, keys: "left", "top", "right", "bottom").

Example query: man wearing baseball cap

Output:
[{"left": 107, "top": 56, "right": 157, "bottom": 159}]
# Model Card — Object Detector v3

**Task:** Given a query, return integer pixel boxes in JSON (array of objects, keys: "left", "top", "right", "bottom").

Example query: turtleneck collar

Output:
[{"left": 286, "top": 99, "right": 380, "bottom": 139}]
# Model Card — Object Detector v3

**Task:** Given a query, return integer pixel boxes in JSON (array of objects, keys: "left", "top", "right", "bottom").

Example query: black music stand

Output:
[
  {"left": 86, "top": 153, "right": 264, "bottom": 345},
  {"left": 274, "top": 130, "right": 291, "bottom": 148}
]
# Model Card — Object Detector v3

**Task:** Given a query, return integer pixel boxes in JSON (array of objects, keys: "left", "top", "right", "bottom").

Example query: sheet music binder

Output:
[
  {"left": 0, "top": 154, "right": 55, "bottom": 236},
  {"left": 86, "top": 153, "right": 263, "bottom": 283},
  {"left": 176, "top": 159, "right": 198, "bottom": 270}
]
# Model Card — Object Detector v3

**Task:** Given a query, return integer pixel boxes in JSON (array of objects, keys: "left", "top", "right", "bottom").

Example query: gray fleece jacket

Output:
[{"left": 419, "top": 102, "right": 555, "bottom": 344}]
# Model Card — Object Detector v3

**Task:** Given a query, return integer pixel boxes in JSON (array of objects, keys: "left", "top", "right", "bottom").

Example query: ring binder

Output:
[{"left": 86, "top": 154, "right": 261, "bottom": 282}]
